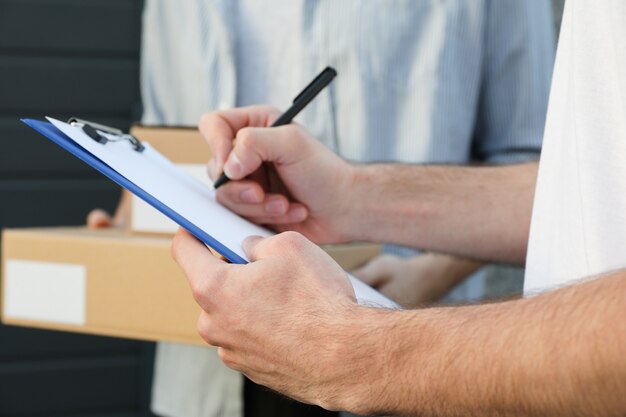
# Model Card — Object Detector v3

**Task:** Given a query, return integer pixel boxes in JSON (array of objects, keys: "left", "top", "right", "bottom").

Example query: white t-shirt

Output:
[{"left": 524, "top": 0, "right": 626, "bottom": 294}]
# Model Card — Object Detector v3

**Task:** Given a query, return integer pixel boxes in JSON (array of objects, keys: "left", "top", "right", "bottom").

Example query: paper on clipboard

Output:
[{"left": 29, "top": 118, "right": 399, "bottom": 309}]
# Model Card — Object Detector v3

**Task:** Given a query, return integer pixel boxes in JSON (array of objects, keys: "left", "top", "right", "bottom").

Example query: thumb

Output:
[
  {"left": 223, "top": 125, "right": 309, "bottom": 180},
  {"left": 242, "top": 235, "right": 266, "bottom": 262}
]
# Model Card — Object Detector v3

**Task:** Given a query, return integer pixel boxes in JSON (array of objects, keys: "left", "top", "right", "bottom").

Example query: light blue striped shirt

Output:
[
  {"left": 142, "top": 2, "right": 555, "bottom": 417},
  {"left": 142, "top": 0, "right": 555, "bottom": 280},
  {"left": 142, "top": 0, "right": 554, "bottom": 167}
]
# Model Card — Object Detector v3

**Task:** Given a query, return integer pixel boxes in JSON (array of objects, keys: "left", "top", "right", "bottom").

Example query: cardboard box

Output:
[
  {"left": 127, "top": 125, "right": 212, "bottom": 235},
  {"left": 1, "top": 227, "right": 380, "bottom": 344}
]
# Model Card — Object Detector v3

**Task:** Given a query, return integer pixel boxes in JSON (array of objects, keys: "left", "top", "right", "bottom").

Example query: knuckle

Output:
[
  {"left": 217, "top": 347, "right": 237, "bottom": 369},
  {"left": 257, "top": 104, "right": 281, "bottom": 120},
  {"left": 196, "top": 314, "right": 215, "bottom": 345},
  {"left": 199, "top": 329, "right": 217, "bottom": 346},
  {"left": 189, "top": 278, "right": 207, "bottom": 302},
  {"left": 267, "top": 231, "right": 309, "bottom": 259},
  {"left": 236, "top": 128, "right": 256, "bottom": 150},
  {"left": 217, "top": 346, "right": 228, "bottom": 362},
  {"left": 189, "top": 271, "right": 222, "bottom": 306},
  {"left": 279, "top": 231, "right": 307, "bottom": 249},
  {"left": 198, "top": 112, "right": 218, "bottom": 133}
]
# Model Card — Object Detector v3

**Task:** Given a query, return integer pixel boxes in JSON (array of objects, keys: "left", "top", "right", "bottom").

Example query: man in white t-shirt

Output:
[{"left": 171, "top": 0, "right": 626, "bottom": 415}]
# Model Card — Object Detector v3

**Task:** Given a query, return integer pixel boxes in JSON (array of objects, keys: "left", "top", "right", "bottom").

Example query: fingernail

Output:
[
  {"left": 265, "top": 199, "right": 287, "bottom": 215},
  {"left": 289, "top": 206, "right": 307, "bottom": 221},
  {"left": 240, "top": 188, "right": 260, "bottom": 203},
  {"left": 224, "top": 154, "right": 242, "bottom": 178}
]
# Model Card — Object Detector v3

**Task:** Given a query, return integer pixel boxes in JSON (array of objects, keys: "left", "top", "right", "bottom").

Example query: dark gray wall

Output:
[{"left": 0, "top": 1, "right": 155, "bottom": 416}]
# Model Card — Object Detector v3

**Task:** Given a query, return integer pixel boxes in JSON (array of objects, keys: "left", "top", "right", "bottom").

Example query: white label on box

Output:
[
  {"left": 4, "top": 260, "right": 86, "bottom": 325},
  {"left": 131, "top": 163, "right": 211, "bottom": 234}
]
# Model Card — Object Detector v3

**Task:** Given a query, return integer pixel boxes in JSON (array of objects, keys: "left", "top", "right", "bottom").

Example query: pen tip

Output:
[{"left": 213, "top": 173, "right": 230, "bottom": 190}]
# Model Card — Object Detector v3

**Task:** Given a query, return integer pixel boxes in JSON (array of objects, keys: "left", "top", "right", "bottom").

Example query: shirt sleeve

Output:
[{"left": 471, "top": 0, "right": 556, "bottom": 164}]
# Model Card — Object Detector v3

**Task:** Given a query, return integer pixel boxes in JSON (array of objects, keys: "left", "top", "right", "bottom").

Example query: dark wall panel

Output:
[
  {"left": 0, "top": 356, "right": 139, "bottom": 415},
  {"left": 0, "top": 0, "right": 151, "bottom": 416},
  {"left": 0, "top": 179, "right": 120, "bottom": 228},
  {"left": 0, "top": 326, "right": 137, "bottom": 361},
  {"left": 0, "top": 56, "right": 139, "bottom": 115},
  {"left": 0, "top": 0, "right": 141, "bottom": 55},
  {"left": 0, "top": 116, "right": 129, "bottom": 177}
]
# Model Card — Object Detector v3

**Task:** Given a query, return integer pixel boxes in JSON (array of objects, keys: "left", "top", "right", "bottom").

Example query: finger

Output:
[
  {"left": 199, "top": 106, "right": 282, "bottom": 175},
  {"left": 196, "top": 311, "right": 224, "bottom": 347},
  {"left": 200, "top": 105, "right": 282, "bottom": 138},
  {"left": 171, "top": 229, "right": 227, "bottom": 291},
  {"left": 207, "top": 157, "right": 218, "bottom": 181},
  {"left": 217, "top": 189, "right": 308, "bottom": 221},
  {"left": 242, "top": 231, "right": 310, "bottom": 262},
  {"left": 242, "top": 235, "right": 266, "bottom": 262},
  {"left": 350, "top": 255, "right": 397, "bottom": 287},
  {"left": 217, "top": 347, "right": 242, "bottom": 372},
  {"left": 172, "top": 229, "right": 232, "bottom": 312},
  {"left": 244, "top": 204, "right": 309, "bottom": 225},
  {"left": 199, "top": 113, "right": 234, "bottom": 177},
  {"left": 223, "top": 124, "right": 311, "bottom": 180},
  {"left": 217, "top": 193, "right": 286, "bottom": 217},
  {"left": 86, "top": 209, "right": 113, "bottom": 229},
  {"left": 217, "top": 180, "right": 266, "bottom": 205},
  {"left": 217, "top": 198, "right": 290, "bottom": 218}
]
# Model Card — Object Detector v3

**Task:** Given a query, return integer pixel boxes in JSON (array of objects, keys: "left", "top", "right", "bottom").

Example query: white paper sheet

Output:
[
  {"left": 48, "top": 118, "right": 399, "bottom": 309},
  {"left": 131, "top": 163, "right": 214, "bottom": 234}
]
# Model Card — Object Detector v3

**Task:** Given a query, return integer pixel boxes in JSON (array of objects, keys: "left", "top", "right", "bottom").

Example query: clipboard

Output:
[
  {"left": 22, "top": 117, "right": 258, "bottom": 264},
  {"left": 22, "top": 117, "right": 399, "bottom": 308}
]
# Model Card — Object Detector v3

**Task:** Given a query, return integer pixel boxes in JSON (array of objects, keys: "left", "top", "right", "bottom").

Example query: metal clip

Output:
[{"left": 68, "top": 117, "right": 145, "bottom": 153}]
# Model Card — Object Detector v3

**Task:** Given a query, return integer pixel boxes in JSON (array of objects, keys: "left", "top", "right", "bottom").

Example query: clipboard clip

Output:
[{"left": 68, "top": 117, "right": 145, "bottom": 153}]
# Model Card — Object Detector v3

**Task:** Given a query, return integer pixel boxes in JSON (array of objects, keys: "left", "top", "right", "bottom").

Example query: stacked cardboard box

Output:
[{"left": 1, "top": 227, "right": 380, "bottom": 344}]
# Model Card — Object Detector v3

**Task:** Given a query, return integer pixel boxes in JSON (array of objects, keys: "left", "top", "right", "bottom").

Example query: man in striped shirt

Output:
[{"left": 90, "top": 1, "right": 555, "bottom": 416}]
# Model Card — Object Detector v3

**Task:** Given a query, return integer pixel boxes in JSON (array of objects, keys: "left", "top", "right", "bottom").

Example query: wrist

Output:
[
  {"left": 347, "top": 164, "right": 432, "bottom": 243},
  {"left": 327, "top": 306, "right": 417, "bottom": 415},
  {"left": 344, "top": 307, "right": 458, "bottom": 416},
  {"left": 343, "top": 164, "right": 386, "bottom": 242},
  {"left": 332, "top": 164, "right": 378, "bottom": 242}
]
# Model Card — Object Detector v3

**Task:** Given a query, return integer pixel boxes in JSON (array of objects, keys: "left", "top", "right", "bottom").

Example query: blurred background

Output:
[{"left": 0, "top": 1, "right": 565, "bottom": 416}]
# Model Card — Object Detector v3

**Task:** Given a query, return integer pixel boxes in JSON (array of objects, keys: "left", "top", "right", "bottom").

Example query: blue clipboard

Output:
[{"left": 22, "top": 119, "right": 247, "bottom": 264}]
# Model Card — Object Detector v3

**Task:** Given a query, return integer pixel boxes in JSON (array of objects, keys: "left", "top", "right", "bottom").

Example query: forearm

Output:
[
  {"left": 346, "top": 272, "right": 626, "bottom": 416},
  {"left": 348, "top": 163, "right": 538, "bottom": 264}
]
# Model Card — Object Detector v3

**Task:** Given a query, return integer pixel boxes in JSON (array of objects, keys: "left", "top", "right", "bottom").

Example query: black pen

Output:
[{"left": 213, "top": 66, "right": 337, "bottom": 189}]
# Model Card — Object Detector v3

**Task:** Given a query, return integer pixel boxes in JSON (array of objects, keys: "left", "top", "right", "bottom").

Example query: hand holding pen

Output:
[
  {"left": 213, "top": 67, "right": 337, "bottom": 189},
  {"left": 200, "top": 68, "right": 358, "bottom": 243}
]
